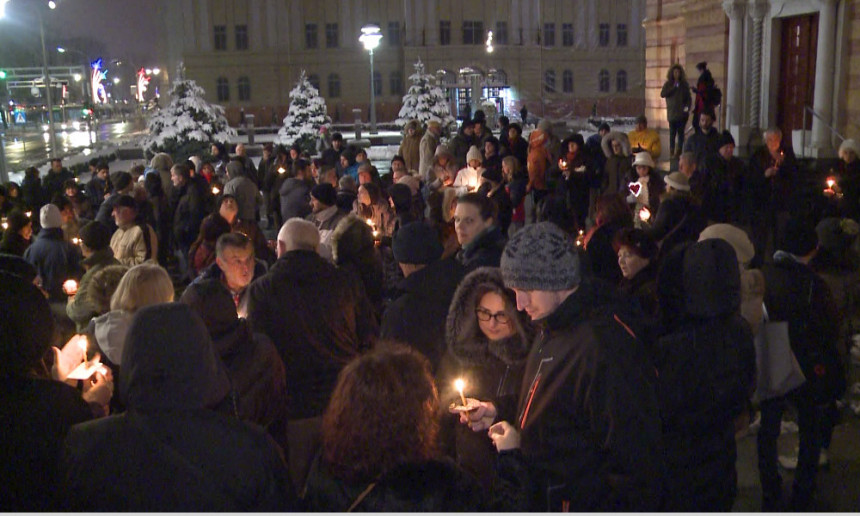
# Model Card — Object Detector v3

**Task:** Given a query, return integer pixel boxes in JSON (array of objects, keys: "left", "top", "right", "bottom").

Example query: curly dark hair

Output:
[{"left": 321, "top": 343, "right": 440, "bottom": 483}]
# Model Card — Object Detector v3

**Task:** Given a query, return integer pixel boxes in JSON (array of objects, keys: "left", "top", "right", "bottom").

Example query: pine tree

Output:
[
  {"left": 142, "top": 79, "right": 235, "bottom": 161},
  {"left": 278, "top": 70, "right": 331, "bottom": 154},
  {"left": 396, "top": 59, "right": 456, "bottom": 132}
]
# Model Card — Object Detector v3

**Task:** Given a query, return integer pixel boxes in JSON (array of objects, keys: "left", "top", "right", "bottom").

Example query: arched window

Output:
[
  {"left": 598, "top": 69, "right": 610, "bottom": 93},
  {"left": 237, "top": 76, "right": 251, "bottom": 101},
  {"left": 373, "top": 71, "right": 382, "bottom": 96},
  {"left": 616, "top": 70, "right": 628, "bottom": 93},
  {"left": 216, "top": 77, "right": 229, "bottom": 102},
  {"left": 328, "top": 74, "right": 341, "bottom": 98},
  {"left": 562, "top": 70, "right": 573, "bottom": 93},
  {"left": 308, "top": 74, "right": 321, "bottom": 92},
  {"left": 544, "top": 69, "right": 556, "bottom": 93}
]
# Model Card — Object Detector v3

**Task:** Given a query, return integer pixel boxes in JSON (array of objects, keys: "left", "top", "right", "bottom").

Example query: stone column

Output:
[
  {"left": 723, "top": 0, "right": 746, "bottom": 127},
  {"left": 748, "top": 1, "right": 768, "bottom": 129},
  {"left": 811, "top": 0, "right": 839, "bottom": 153}
]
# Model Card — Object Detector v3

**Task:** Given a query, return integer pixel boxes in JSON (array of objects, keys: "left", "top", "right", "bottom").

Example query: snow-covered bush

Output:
[
  {"left": 278, "top": 70, "right": 331, "bottom": 154},
  {"left": 142, "top": 79, "right": 235, "bottom": 161},
  {"left": 396, "top": 59, "right": 456, "bottom": 134}
]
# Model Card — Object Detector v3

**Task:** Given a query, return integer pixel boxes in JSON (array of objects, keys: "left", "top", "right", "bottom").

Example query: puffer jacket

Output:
[
  {"left": 493, "top": 279, "right": 663, "bottom": 511},
  {"left": 60, "top": 303, "right": 297, "bottom": 511},
  {"left": 437, "top": 267, "right": 531, "bottom": 490},
  {"left": 66, "top": 248, "right": 120, "bottom": 331},
  {"left": 660, "top": 65, "right": 692, "bottom": 123},
  {"left": 653, "top": 239, "right": 756, "bottom": 511}
]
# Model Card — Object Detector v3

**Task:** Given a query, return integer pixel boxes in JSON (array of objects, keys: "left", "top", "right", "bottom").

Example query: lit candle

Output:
[
  {"left": 454, "top": 378, "right": 468, "bottom": 407},
  {"left": 365, "top": 218, "right": 374, "bottom": 227},
  {"left": 639, "top": 206, "right": 651, "bottom": 222},
  {"left": 25, "top": 211, "right": 32, "bottom": 218},
  {"left": 71, "top": 237, "right": 81, "bottom": 245},
  {"left": 826, "top": 177, "right": 836, "bottom": 189},
  {"left": 277, "top": 166, "right": 286, "bottom": 175},
  {"left": 63, "top": 279, "right": 78, "bottom": 296},
  {"left": 211, "top": 186, "right": 220, "bottom": 195}
]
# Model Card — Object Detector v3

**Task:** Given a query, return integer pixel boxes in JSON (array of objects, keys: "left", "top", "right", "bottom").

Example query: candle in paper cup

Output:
[
  {"left": 826, "top": 177, "right": 836, "bottom": 189},
  {"left": 63, "top": 279, "right": 78, "bottom": 296},
  {"left": 454, "top": 378, "right": 468, "bottom": 407},
  {"left": 639, "top": 206, "right": 651, "bottom": 222}
]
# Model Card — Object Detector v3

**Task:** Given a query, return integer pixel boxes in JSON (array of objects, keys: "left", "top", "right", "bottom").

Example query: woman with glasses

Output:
[{"left": 437, "top": 267, "right": 534, "bottom": 491}]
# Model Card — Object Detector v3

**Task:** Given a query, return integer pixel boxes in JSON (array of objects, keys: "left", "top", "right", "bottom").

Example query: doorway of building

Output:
[{"left": 776, "top": 13, "right": 818, "bottom": 137}]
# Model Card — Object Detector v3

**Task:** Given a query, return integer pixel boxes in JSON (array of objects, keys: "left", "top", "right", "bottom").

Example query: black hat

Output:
[
  {"left": 79, "top": 221, "right": 112, "bottom": 251},
  {"left": 114, "top": 194, "right": 137, "bottom": 210},
  {"left": 779, "top": 217, "right": 819, "bottom": 256},
  {"left": 392, "top": 221, "right": 443, "bottom": 265},
  {"left": 311, "top": 183, "right": 337, "bottom": 206},
  {"left": 696, "top": 61, "right": 708, "bottom": 70},
  {"left": 111, "top": 171, "right": 133, "bottom": 191},
  {"left": 462, "top": 119, "right": 475, "bottom": 129},
  {"left": 482, "top": 166, "right": 503, "bottom": 184},
  {"left": 612, "top": 228, "right": 659, "bottom": 260},
  {"left": 598, "top": 122, "right": 611, "bottom": 132},
  {"left": 717, "top": 130, "right": 735, "bottom": 149}
]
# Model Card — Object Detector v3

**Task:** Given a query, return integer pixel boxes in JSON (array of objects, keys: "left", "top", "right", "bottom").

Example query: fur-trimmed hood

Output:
[
  {"left": 445, "top": 267, "right": 532, "bottom": 368},
  {"left": 331, "top": 213, "right": 375, "bottom": 265},
  {"left": 601, "top": 131, "right": 632, "bottom": 158}
]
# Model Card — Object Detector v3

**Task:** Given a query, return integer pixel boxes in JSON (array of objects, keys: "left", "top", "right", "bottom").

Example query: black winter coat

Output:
[
  {"left": 172, "top": 180, "right": 208, "bottom": 250},
  {"left": 304, "top": 455, "right": 485, "bottom": 511},
  {"left": 380, "top": 257, "right": 465, "bottom": 371},
  {"left": 23, "top": 227, "right": 82, "bottom": 301},
  {"left": 1, "top": 376, "right": 91, "bottom": 511},
  {"left": 645, "top": 193, "right": 707, "bottom": 260},
  {"left": 456, "top": 225, "right": 507, "bottom": 272},
  {"left": 653, "top": 239, "right": 756, "bottom": 511},
  {"left": 494, "top": 279, "right": 663, "bottom": 511},
  {"left": 247, "top": 250, "right": 378, "bottom": 419},
  {"left": 748, "top": 143, "right": 799, "bottom": 213},
  {"left": 584, "top": 219, "right": 631, "bottom": 285},
  {"left": 701, "top": 153, "right": 748, "bottom": 225}
]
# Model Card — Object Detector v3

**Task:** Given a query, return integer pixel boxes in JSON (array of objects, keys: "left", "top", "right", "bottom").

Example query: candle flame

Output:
[
  {"left": 365, "top": 218, "right": 374, "bottom": 226},
  {"left": 72, "top": 237, "right": 81, "bottom": 245},
  {"left": 278, "top": 167, "right": 286, "bottom": 175},
  {"left": 639, "top": 206, "right": 651, "bottom": 222},
  {"left": 454, "top": 378, "right": 465, "bottom": 393},
  {"left": 826, "top": 177, "right": 836, "bottom": 188},
  {"left": 212, "top": 186, "right": 220, "bottom": 195},
  {"left": 25, "top": 211, "right": 32, "bottom": 218}
]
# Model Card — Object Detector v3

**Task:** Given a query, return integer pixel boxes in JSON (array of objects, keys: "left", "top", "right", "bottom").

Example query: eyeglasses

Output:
[{"left": 475, "top": 308, "right": 510, "bottom": 324}]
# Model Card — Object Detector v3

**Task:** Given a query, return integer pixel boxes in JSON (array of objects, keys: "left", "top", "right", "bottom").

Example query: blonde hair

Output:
[{"left": 110, "top": 263, "right": 174, "bottom": 313}]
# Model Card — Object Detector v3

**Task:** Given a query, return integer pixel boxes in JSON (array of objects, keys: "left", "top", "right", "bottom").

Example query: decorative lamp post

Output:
[{"left": 359, "top": 24, "right": 382, "bottom": 135}]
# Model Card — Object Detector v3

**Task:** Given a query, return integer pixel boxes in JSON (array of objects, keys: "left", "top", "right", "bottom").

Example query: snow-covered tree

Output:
[
  {"left": 396, "top": 59, "right": 456, "bottom": 133},
  {"left": 278, "top": 70, "right": 331, "bottom": 154},
  {"left": 142, "top": 79, "right": 235, "bottom": 161}
]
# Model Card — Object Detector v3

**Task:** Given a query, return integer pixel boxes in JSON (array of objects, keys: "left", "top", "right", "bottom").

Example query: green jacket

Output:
[{"left": 66, "top": 247, "right": 120, "bottom": 332}]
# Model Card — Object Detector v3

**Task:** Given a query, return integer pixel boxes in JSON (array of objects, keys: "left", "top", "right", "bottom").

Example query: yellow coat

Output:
[{"left": 628, "top": 128, "right": 662, "bottom": 161}]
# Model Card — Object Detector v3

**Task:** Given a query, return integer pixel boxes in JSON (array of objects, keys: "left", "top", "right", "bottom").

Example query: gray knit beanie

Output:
[{"left": 500, "top": 222, "right": 581, "bottom": 291}]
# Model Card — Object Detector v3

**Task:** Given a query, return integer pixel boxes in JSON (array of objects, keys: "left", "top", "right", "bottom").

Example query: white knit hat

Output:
[
  {"left": 632, "top": 152, "right": 655, "bottom": 169},
  {"left": 466, "top": 145, "right": 482, "bottom": 163},
  {"left": 40, "top": 204, "right": 63, "bottom": 229},
  {"left": 839, "top": 139, "right": 860, "bottom": 160}
]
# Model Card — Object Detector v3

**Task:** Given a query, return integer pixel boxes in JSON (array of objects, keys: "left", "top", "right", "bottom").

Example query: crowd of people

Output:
[{"left": 2, "top": 81, "right": 859, "bottom": 511}]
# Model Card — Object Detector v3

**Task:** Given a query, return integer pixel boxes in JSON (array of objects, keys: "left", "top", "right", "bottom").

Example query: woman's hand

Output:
[
  {"left": 488, "top": 421, "right": 521, "bottom": 452},
  {"left": 51, "top": 335, "right": 87, "bottom": 382},
  {"left": 451, "top": 398, "right": 498, "bottom": 432}
]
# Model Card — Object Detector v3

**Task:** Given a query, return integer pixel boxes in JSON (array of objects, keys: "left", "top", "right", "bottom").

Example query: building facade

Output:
[
  {"left": 645, "top": 0, "right": 859, "bottom": 158},
  {"left": 165, "top": 0, "right": 646, "bottom": 125}
]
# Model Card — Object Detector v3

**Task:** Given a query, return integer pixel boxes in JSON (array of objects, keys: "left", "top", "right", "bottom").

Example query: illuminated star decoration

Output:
[{"left": 91, "top": 58, "right": 108, "bottom": 104}]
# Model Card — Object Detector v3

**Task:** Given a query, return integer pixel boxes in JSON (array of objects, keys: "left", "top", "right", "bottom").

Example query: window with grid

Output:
[
  {"left": 328, "top": 74, "right": 341, "bottom": 98},
  {"left": 439, "top": 21, "right": 451, "bottom": 45},
  {"left": 214, "top": 25, "right": 227, "bottom": 51},
  {"left": 495, "top": 21, "right": 508, "bottom": 45},
  {"left": 562, "top": 23, "right": 574, "bottom": 47},
  {"left": 599, "top": 69, "right": 610, "bottom": 92},
  {"left": 617, "top": 24, "right": 628, "bottom": 47},
  {"left": 545, "top": 69, "right": 556, "bottom": 93},
  {"left": 616, "top": 70, "right": 627, "bottom": 92},
  {"left": 235, "top": 25, "right": 248, "bottom": 50},
  {"left": 599, "top": 23, "right": 610, "bottom": 47},
  {"left": 238, "top": 76, "right": 250, "bottom": 101},
  {"left": 563, "top": 70, "right": 573, "bottom": 93},
  {"left": 462, "top": 21, "right": 483, "bottom": 45},
  {"left": 325, "top": 23, "right": 338, "bottom": 48},
  {"left": 373, "top": 71, "right": 382, "bottom": 96},
  {"left": 305, "top": 24, "right": 318, "bottom": 49},
  {"left": 216, "top": 77, "right": 229, "bottom": 101},
  {"left": 543, "top": 23, "right": 555, "bottom": 47},
  {"left": 390, "top": 71, "right": 403, "bottom": 95},
  {"left": 388, "top": 22, "right": 401, "bottom": 46}
]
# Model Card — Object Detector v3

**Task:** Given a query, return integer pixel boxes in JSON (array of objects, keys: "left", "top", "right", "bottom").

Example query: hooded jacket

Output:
[
  {"left": 66, "top": 247, "right": 120, "bottom": 331},
  {"left": 331, "top": 214, "right": 384, "bottom": 317},
  {"left": 247, "top": 250, "right": 378, "bottom": 419},
  {"left": 660, "top": 65, "right": 693, "bottom": 123},
  {"left": 437, "top": 267, "right": 531, "bottom": 490},
  {"left": 602, "top": 131, "right": 634, "bottom": 197},
  {"left": 60, "top": 303, "right": 297, "bottom": 511},
  {"left": 398, "top": 121, "right": 423, "bottom": 174},
  {"left": 653, "top": 239, "right": 756, "bottom": 510},
  {"left": 494, "top": 279, "right": 663, "bottom": 511}
]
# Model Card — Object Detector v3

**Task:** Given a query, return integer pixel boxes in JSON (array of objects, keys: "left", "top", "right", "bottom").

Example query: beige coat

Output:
[{"left": 110, "top": 223, "right": 158, "bottom": 266}]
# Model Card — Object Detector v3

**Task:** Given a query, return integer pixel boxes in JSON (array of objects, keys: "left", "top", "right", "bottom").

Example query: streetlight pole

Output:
[
  {"left": 37, "top": 7, "right": 59, "bottom": 159},
  {"left": 359, "top": 25, "right": 382, "bottom": 135}
]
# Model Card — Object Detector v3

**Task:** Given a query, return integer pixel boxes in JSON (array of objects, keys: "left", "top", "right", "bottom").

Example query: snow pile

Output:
[
  {"left": 277, "top": 70, "right": 331, "bottom": 154},
  {"left": 142, "top": 79, "right": 235, "bottom": 160},
  {"left": 396, "top": 59, "right": 456, "bottom": 134}
]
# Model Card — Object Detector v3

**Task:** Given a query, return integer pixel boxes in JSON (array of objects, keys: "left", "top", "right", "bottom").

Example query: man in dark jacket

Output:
[
  {"left": 170, "top": 163, "right": 207, "bottom": 260},
  {"left": 191, "top": 231, "right": 268, "bottom": 317},
  {"left": 86, "top": 161, "right": 110, "bottom": 211},
  {"left": 94, "top": 171, "right": 134, "bottom": 233},
  {"left": 24, "top": 204, "right": 82, "bottom": 302},
  {"left": 60, "top": 303, "right": 297, "bottom": 511},
  {"left": 757, "top": 218, "right": 845, "bottom": 511},
  {"left": 321, "top": 132, "right": 344, "bottom": 169},
  {"left": 700, "top": 131, "right": 748, "bottom": 225},
  {"left": 279, "top": 158, "right": 313, "bottom": 222},
  {"left": 654, "top": 239, "right": 756, "bottom": 510},
  {"left": 43, "top": 158, "right": 75, "bottom": 202},
  {"left": 454, "top": 192, "right": 507, "bottom": 271},
  {"left": 683, "top": 110, "right": 720, "bottom": 167},
  {"left": 462, "top": 222, "right": 663, "bottom": 511},
  {"left": 380, "top": 221, "right": 466, "bottom": 371}
]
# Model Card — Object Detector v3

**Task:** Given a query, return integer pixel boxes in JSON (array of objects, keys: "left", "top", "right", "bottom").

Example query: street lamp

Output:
[
  {"left": 359, "top": 24, "right": 382, "bottom": 135},
  {"left": 57, "top": 46, "right": 90, "bottom": 103}
]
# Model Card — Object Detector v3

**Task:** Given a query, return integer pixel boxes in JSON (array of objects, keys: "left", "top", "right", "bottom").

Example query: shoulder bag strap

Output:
[{"left": 347, "top": 482, "right": 377, "bottom": 512}]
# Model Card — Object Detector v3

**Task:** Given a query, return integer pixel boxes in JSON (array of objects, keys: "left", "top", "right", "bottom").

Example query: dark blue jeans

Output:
[
  {"left": 756, "top": 386, "right": 824, "bottom": 510},
  {"left": 669, "top": 119, "right": 687, "bottom": 156}
]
